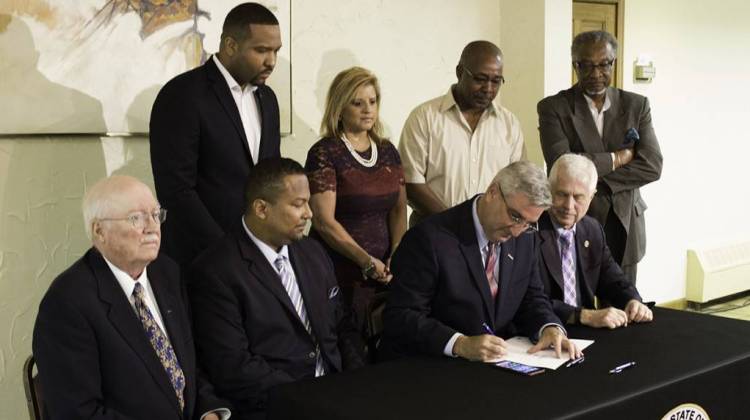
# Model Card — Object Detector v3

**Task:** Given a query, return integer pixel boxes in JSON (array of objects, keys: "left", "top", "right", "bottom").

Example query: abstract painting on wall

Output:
[{"left": 0, "top": 0, "right": 292, "bottom": 135}]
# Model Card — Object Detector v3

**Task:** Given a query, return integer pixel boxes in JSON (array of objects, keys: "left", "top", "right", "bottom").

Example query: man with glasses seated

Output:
[
  {"left": 398, "top": 40, "right": 526, "bottom": 228},
  {"left": 537, "top": 30, "right": 663, "bottom": 285},
  {"left": 537, "top": 154, "right": 652, "bottom": 329},
  {"left": 381, "top": 161, "right": 582, "bottom": 363},
  {"left": 33, "top": 175, "right": 228, "bottom": 420}
]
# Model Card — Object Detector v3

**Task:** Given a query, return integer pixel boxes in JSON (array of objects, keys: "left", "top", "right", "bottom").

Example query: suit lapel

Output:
[
  {"left": 540, "top": 227, "right": 565, "bottom": 294},
  {"left": 149, "top": 260, "right": 194, "bottom": 412},
  {"left": 288, "top": 245, "right": 325, "bottom": 343},
  {"left": 255, "top": 88, "right": 270, "bottom": 162},
  {"left": 573, "top": 219, "right": 596, "bottom": 304},
  {"left": 494, "top": 239, "right": 516, "bottom": 323},
  {"left": 205, "top": 57, "right": 252, "bottom": 159},
  {"left": 456, "top": 200, "right": 495, "bottom": 324},
  {"left": 602, "top": 87, "right": 625, "bottom": 150},
  {"left": 91, "top": 251, "right": 182, "bottom": 415},
  {"left": 570, "top": 85, "right": 606, "bottom": 153},
  {"left": 237, "top": 234, "right": 309, "bottom": 332}
]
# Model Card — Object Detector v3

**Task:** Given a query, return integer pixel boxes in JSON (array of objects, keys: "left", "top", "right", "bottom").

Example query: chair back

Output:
[
  {"left": 365, "top": 291, "right": 389, "bottom": 363},
  {"left": 23, "top": 355, "right": 44, "bottom": 420}
]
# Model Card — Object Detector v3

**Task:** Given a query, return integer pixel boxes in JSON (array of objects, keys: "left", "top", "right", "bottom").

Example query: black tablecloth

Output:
[{"left": 267, "top": 308, "right": 750, "bottom": 419}]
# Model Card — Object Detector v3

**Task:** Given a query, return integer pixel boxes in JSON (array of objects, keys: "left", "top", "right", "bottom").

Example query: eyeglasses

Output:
[
  {"left": 574, "top": 59, "right": 615, "bottom": 75},
  {"left": 463, "top": 67, "right": 505, "bottom": 88},
  {"left": 99, "top": 209, "right": 167, "bottom": 230},
  {"left": 497, "top": 185, "right": 539, "bottom": 233}
]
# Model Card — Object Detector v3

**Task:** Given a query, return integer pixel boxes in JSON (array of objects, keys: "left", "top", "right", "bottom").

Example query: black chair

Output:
[{"left": 23, "top": 355, "right": 43, "bottom": 420}]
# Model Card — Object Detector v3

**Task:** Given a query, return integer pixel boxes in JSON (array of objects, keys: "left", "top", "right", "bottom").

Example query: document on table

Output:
[{"left": 489, "top": 336, "right": 594, "bottom": 370}]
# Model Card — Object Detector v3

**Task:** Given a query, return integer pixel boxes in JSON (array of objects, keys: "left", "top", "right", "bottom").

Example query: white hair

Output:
[
  {"left": 82, "top": 175, "right": 151, "bottom": 239},
  {"left": 549, "top": 154, "right": 598, "bottom": 193}
]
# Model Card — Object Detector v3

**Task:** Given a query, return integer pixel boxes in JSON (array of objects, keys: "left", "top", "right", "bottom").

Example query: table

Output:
[{"left": 267, "top": 308, "right": 750, "bottom": 419}]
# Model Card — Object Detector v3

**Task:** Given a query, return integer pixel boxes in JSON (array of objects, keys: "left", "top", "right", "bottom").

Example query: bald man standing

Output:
[{"left": 399, "top": 41, "right": 526, "bottom": 226}]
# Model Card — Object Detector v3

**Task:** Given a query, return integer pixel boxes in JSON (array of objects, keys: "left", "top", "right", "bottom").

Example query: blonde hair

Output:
[{"left": 320, "top": 66, "right": 386, "bottom": 144}]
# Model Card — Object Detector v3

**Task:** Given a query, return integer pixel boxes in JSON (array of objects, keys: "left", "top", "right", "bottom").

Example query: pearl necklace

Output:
[{"left": 340, "top": 134, "right": 378, "bottom": 168}]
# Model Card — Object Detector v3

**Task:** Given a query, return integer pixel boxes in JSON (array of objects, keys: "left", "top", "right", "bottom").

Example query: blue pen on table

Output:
[
  {"left": 609, "top": 361, "right": 636, "bottom": 374},
  {"left": 565, "top": 356, "right": 585, "bottom": 368}
]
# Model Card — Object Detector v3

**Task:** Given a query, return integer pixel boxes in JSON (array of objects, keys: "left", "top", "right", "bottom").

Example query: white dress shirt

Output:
[
  {"left": 399, "top": 87, "right": 526, "bottom": 226},
  {"left": 213, "top": 55, "right": 262, "bottom": 164},
  {"left": 104, "top": 257, "right": 169, "bottom": 337}
]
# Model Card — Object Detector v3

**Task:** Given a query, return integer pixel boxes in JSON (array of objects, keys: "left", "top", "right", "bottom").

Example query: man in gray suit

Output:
[{"left": 537, "top": 30, "right": 663, "bottom": 284}]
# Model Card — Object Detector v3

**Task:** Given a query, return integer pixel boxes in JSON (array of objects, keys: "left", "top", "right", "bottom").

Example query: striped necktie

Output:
[
  {"left": 559, "top": 230, "right": 578, "bottom": 306},
  {"left": 132, "top": 282, "right": 185, "bottom": 411},
  {"left": 274, "top": 255, "right": 325, "bottom": 377},
  {"left": 485, "top": 242, "right": 499, "bottom": 298}
]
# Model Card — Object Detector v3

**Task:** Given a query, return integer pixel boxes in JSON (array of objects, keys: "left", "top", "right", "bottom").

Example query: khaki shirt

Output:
[{"left": 399, "top": 87, "right": 526, "bottom": 225}]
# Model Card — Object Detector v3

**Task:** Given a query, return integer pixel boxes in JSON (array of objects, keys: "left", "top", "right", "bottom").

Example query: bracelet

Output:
[{"left": 361, "top": 257, "right": 376, "bottom": 279}]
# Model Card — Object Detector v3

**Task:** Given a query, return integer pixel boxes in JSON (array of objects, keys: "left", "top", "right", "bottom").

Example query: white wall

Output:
[
  {"left": 621, "top": 0, "right": 750, "bottom": 303},
  {"left": 3, "top": 1, "right": 750, "bottom": 417},
  {"left": 499, "top": 0, "right": 572, "bottom": 166},
  {"left": 283, "top": 0, "right": 501, "bottom": 163}
]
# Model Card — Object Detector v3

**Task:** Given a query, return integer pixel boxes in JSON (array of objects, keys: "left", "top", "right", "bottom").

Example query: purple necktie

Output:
[
  {"left": 132, "top": 283, "right": 185, "bottom": 410},
  {"left": 559, "top": 230, "right": 577, "bottom": 306}
]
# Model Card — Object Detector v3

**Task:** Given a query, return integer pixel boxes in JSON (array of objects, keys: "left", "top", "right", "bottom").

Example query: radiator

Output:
[{"left": 686, "top": 242, "right": 750, "bottom": 304}]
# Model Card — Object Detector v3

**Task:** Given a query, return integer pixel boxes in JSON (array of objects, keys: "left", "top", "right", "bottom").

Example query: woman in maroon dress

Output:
[{"left": 305, "top": 67, "right": 406, "bottom": 359}]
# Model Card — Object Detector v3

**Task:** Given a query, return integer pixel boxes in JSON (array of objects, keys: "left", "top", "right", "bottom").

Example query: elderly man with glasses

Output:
[
  {"left": 538, "top": 30, "right": 663, "bottom": 285},
  {"left": 33, "top": 175, "right": 228, "bottom": 420},
  {"left": 398, "top": 40, "right": 526, "bottom": 228},
  {"left": 381, "top": 161, "right": 582, "bottom": 363},
  {"left": 537, "top": 154, "right": 653, "bottom": 329}
]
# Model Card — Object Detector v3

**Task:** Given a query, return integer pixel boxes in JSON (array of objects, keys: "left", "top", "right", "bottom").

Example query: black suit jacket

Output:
[
  {"left": 538, "top": 85, "right": 663, "bottom": 266},
  {"left": 536, "top": 213, "right": 642, "bottom": 323},
  {"left": 32, "top": 249, "right": 224, "bottom": 420},
  {"left": 381, "top": 198, "right": 561, "bottom": 358},
  {"left": 188, "top": 232, "right": 363, "bottom": 419},
  {"left": 150, "top": 57, "right": 281, "bottom": 266}
]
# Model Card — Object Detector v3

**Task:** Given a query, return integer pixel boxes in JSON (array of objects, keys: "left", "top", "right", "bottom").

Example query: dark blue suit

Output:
[
  {"left": 381, "top": 197, "right": 561, "bottom": 358},
  {"left": 536, "top": 212, "right": 642, "bottom": 323},
  {"left": 150, "top": 57, "right": 281, "bottom": 266},
  {"left": 32, "top": 249, "right": 224, "bottom": 420},
  {"left": 188, "top": 232, "right": 364, "bottom": 419}
]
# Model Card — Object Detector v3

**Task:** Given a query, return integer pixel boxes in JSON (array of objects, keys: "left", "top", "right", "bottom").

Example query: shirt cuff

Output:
[
  {"left": 201, "top": 408, "right": 231, "bottom": 420},
  {"left": 443, "top": 332, "right": 463, "bottom": 357},
  {"left": 537, "top": 323, "right": 567, "bottom": 341}
]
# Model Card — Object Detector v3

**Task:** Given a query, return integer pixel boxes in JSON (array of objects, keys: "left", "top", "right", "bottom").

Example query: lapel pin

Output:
[
  {"left": 507, "top": 254, "right": 514, "bottom": 260},
  {"left": 584, "top": 240, "right": 590, "bottom": 248}
]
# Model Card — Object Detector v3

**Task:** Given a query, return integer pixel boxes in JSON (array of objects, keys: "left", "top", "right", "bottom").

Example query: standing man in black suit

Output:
[
  {"left": 188, "top": 158, "right": 363, "bottom": 419},
  {"left": 537, "top": 154, "right": 652, "bottom": 329},
  {"left": 538, "top": 30, "right": 663, "bottom": 284},
  {"left": 150, "top": 2, "right": 282, "bottom": 266},
  {"left": 33, "top": 175, "right": 228, "bottom": 420},
  {"left": 382, "top": 161, "right": 582, "bottom": 362}
]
